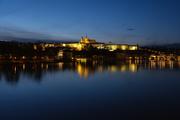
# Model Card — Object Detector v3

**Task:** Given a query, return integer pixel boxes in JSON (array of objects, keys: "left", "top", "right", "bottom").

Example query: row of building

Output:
[{"left": 36, "top": 36, "right": 139, "bottom": 51}]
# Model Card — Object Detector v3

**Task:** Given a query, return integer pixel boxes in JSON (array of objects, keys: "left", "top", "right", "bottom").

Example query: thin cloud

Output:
[
  {"left": 127, "top": 28, "right": 135, "bottom": 31},
  {"left": 0, "top": 26, "right": 50, "bottom": 39},
  {"left": 0, "top": 25, "right": 79, "bottom": 42}
]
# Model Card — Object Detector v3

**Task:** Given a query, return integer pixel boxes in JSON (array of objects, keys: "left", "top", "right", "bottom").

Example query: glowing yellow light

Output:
[
  {"left": 120, "top": 65, "right": 127, "bottom": 72},
  {"left": 67, "top": 43, "right": 82, "bottom": 51},
  {"left": 14, "top": 67, "right": 17, "bottom": 73},
  {"left": 129, "top": 46, "right": 138, "bottom": 50},
  {"left": 22, "top": 56, "right": 26, "bottom": 59},
  {"left": 110, "top": 66, "right": 117, "bottom": 72},
  {"left": 129, "top": 64, "right": 137, "bottom": 72},
  {"left": 62, "top": 44, "right": 66, "bottom": 47},
  {"left": 58, "top": 51, "right": 63, "bottom": 57},
  {"left": 111, "top": 45, "right": 117, "bottom": 51},
  {"left": 41, "top": 64, "right": 44, "bottom": 69},
  {"left": 159, "top": 61, "right": 165, "bottom": 69},
  {"left": 76, "top": 58, "right": 87, "bottom": 63},
  {"left": 121, "top": 45, "right": 128, "bottom": 50},
  {"left": 33, "top": 45, "right": 37, "bottom": 50},
  {"left": 169, "top": 61, "right": 174, "bottom": 69},
  {"left": 23, "top": 64, "right": 26, "bottom": 70},
  {"left": 150, "top": 61, "right": 156, "bottom": 69},
  {"left": 77, "top": 64, "right": 89, "bottom": 78},
  {"left": 58, "top": 62, "right": 63, "bottom": 69}
]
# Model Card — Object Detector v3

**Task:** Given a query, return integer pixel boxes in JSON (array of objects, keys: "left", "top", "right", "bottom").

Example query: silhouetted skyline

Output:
[{"left": 0, "top": 0, "right": 180, "bottom": 45}]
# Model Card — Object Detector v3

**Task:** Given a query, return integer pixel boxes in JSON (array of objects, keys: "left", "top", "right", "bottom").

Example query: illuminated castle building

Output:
[
  {"left": 62, "top": 36, "right": 138, "bottom": 51},
  {"left": 38, "top": 36, "right": 138, "bottom": 51},
  {"left": 80, "top": 36, "right": 97, "bottom": 44}
]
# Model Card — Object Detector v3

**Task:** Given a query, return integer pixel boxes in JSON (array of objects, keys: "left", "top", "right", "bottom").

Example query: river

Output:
[{"left": 0, "top": 60, "right": 180, "bottom": 119}]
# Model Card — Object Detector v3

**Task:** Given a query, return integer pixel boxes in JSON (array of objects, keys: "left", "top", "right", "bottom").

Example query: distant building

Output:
[
  {"left": 62, "top": 42, "right": 84, "bottom": 51},
  {"left": 37, "top": 36, "right": 138, "bottom": 51},
  {"left": 105, "top": 44, "right": 129, "bottom": 51},
  {"left": 61, "top": 36, "right": 138, "bottom": 51},
  {"left": 128, "top": 45, "right": 138, "bottom": 50},
  {"left": 80, "top": 36, "right": 97, "bottom": 44}
]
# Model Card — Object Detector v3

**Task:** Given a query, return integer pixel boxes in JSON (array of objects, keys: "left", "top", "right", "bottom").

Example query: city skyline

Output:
[
  {"left": 1, "top": 1, "right": 180, "bottom": 119},
  {"left": 0, "top": 0, "right": 180, "bottom": 45}
]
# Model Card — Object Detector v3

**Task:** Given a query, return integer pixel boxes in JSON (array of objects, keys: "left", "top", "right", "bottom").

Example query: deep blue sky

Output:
[{"left": 0, "top": 0, "right": 180, "bottom": 45}]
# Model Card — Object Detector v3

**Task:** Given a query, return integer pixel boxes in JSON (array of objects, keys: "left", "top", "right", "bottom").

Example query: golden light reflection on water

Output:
[
  {"left": 1, "top": 60, "right": 180, "bottom": 81},
  {"left": 108, "top": 66, "right": 118, "bottom": 73},
  {"left": 23, "top": 64, "right": 26, "bottom": 70},
  {"left": 169, "top": 61, "right": 174, "bottom": 69},
  {"left": 58, "top": 62, "right": 64, "bottom": 69},
  {"left": 159, "top": 61, "right": 166, "bottom": 69},
  {"left": 74, "top": 60, "right": 180, "bottom": 79},
  {"left": 74, "top": 62, "right": 140, "bottom": 78},
  {"left": 120, "top": 65, "right": 127, "bottom": 72},
  {"left": 129, "top": 64, "right": 137, "bottom": 73},
  {"left": 75, "top": 62, "right": 139, "bottom": 78},
  {"left": 148, "top": 60, "right": 177, "bottom": 70},
  {"left": 77, "top": 64, "right": 89, "bottom": 78}
]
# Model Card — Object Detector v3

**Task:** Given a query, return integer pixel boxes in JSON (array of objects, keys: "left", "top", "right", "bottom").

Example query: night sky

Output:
[{"left": 0, "top": 0, "right": 180, "bottom": 45}]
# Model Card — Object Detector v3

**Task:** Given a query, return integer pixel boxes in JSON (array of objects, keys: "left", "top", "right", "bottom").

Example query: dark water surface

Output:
[{"left": 0, "top": 61, "right": 180, "bottom": 119}]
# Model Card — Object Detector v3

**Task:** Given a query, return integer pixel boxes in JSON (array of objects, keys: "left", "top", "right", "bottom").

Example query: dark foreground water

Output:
[{"left": 0, "top": 61, "right": 180, "bottom": 120}]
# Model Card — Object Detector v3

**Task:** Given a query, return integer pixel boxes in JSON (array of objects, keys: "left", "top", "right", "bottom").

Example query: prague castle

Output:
[{"left": 61, "top": 36, "right": 138, "bottom": 51}]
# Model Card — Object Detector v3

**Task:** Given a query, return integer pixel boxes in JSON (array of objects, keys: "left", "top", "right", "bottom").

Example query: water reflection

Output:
[
  {"left": 148, "top": 61, "right": 179, "bottom": 70},
  {"left": 0, "top": 60, "right": 180, "bottom": 84}
]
